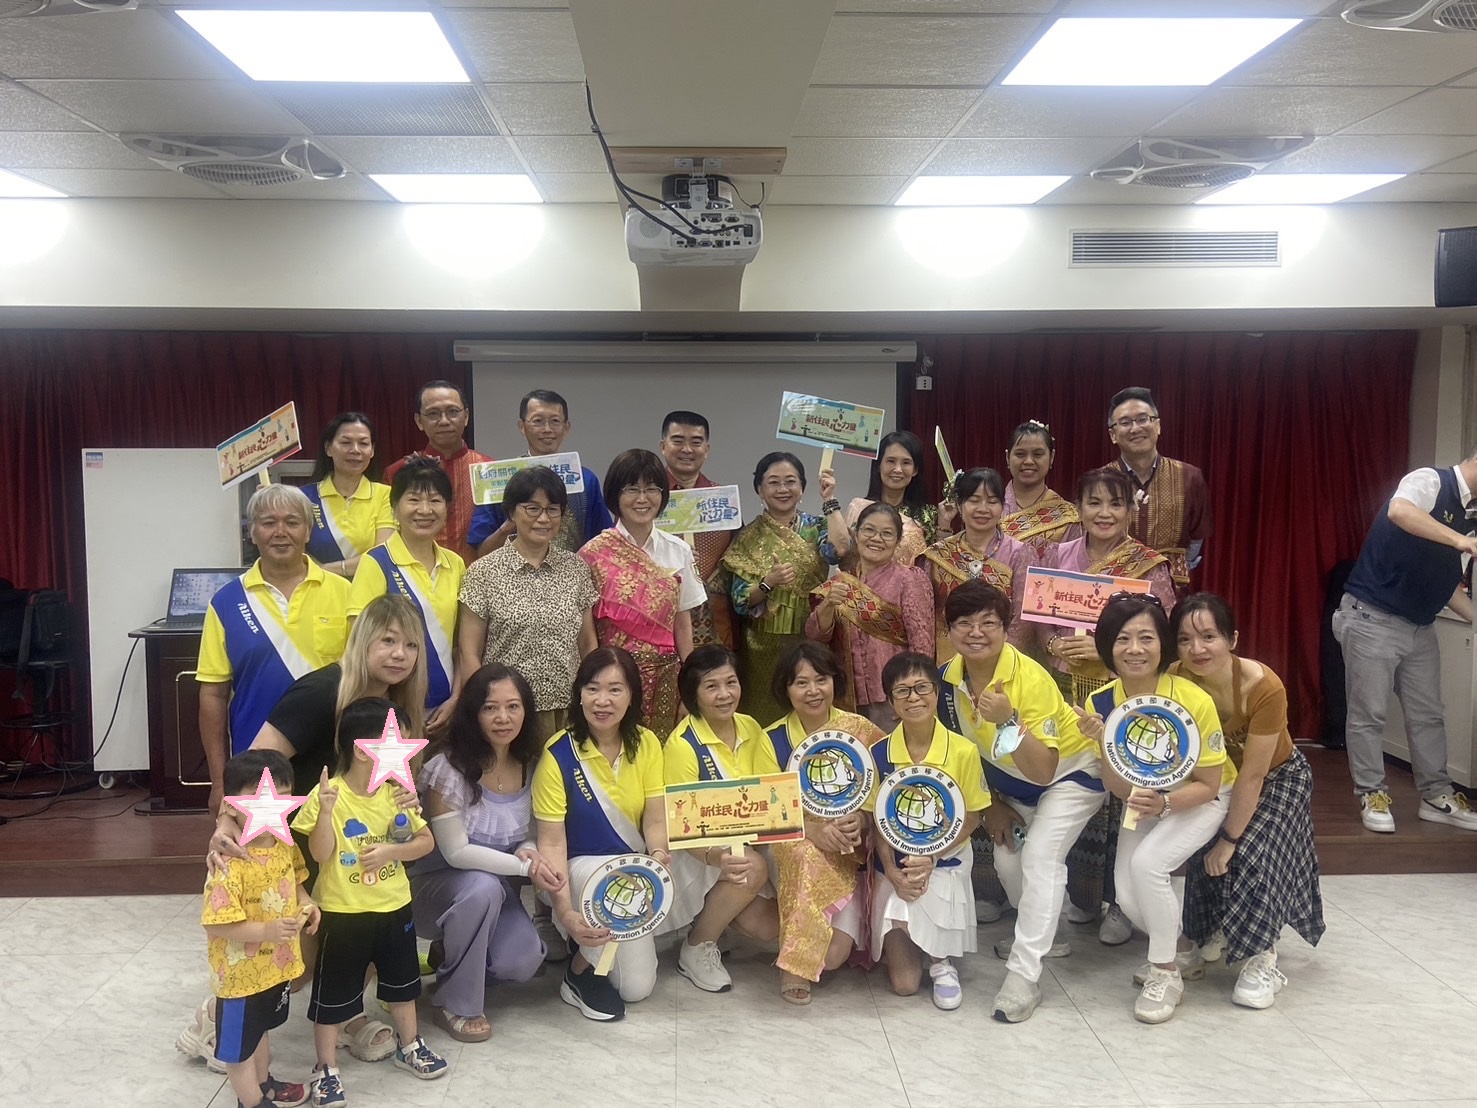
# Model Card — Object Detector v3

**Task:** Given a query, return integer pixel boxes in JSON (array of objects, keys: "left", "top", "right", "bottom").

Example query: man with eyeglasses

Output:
[
  {"left": 1108, "top": 386, "right": 1211, "bottom": 593},
  {"left": 468, "top": 389, "right": 613, "bottom": 556},
  {"left": 384, "top": 380, "right": 491, "bottom": 564},
  {"left": 658, "top": 409, "right": 734, "bottom": 650}
]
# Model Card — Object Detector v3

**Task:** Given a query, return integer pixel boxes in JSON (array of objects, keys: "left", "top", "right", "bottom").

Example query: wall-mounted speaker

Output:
[{"left": 1435, "top": 225, "right": 1477, "bottom": 308}]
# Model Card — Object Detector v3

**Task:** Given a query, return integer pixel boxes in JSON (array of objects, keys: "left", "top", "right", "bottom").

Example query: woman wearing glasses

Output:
[
  {"left": 920, "top": 467, "right": 1037, "bottom": 664},
  {"left": 723, "top": 452, "right": 841, "bottom": 723},
  {"left": 806, "top": 503, "right": 933, "bottom": 730},
  {"left": 455, "top": 466, "right": 598, "bottom": 739},
  {"left": 1001, "top": 420, "right": 1081, "bottom": 557},
  {"left": 580, "top": 449, "right": 705, "bottom": 735},
  {"left": 1074, "top": 593, "right": 1234, "bottom": 1025},
  {"left": 937, "top": 581, "right": 1104, "bottom": 1024}
]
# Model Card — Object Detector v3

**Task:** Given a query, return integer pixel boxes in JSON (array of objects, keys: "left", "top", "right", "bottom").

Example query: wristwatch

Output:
[{"left": 992, "top": 711, "right": 1024, "bottom": 759}]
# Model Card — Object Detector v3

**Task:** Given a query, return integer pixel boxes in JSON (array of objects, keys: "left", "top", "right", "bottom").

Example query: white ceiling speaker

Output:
[
  {"left": 0, "top": 0, "right": 136, "bottom": 16},
  {"left": 1342, "top": 1, "right": 1477, "bottom": 31},
  {"left": 122, "top": 134, "right": 347, "bottom": 188},
  {"left": 1090, "top": 137, "right": 1313, "bottom": 190}
]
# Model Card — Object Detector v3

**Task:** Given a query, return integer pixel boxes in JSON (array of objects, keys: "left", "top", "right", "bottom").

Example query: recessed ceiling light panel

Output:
[
  {"left": 896, "top": 175, "right": 1071, "bottom": 206},
  {"left": 1195, "top": 173, "right": 1405, "bottom": 204},
  {"left": 370, "top": 174, "right": 543, "bottom": 204}
]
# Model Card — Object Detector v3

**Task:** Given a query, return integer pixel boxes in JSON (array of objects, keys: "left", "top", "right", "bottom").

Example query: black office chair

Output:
[{"left": 0, "top": 588, "right": 77, "bottom": 764}]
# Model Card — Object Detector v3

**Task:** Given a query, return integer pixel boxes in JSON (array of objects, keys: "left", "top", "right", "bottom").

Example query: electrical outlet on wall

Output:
[{"left": 916, "top": 375, "right": 933, "bottom": 391}]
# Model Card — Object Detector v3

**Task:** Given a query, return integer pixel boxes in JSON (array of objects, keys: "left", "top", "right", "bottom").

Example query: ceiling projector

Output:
[{"left": 625, "top": 174, "right": 762, "bottom": 266}]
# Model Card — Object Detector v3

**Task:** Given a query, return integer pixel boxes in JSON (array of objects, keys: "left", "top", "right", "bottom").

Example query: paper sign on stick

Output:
[
  {"left": 665, "top": 773, "right": 805, "bottom": 851},
  {"left": 656, "top": 485, "right": 743, "bottom": 535},
  {"left": 216, "top": 402, "right": 301, "bottom": 489},
  {"left": 776, "top": 392, "right": 885, "bottom": 459},
  {"left": 470, "top": 452, "right": 584, "bottom": 506},
  {"left": 1019, "top": 566, "right": 1152, "bottom": 631},
  {"left": 935, "top": 426, "right": 958, "bottom": 488}
]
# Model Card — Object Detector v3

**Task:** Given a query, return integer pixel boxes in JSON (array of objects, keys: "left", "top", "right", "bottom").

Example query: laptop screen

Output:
[{"left": 168, "top": 569, "right": 243, "bottom": 619}]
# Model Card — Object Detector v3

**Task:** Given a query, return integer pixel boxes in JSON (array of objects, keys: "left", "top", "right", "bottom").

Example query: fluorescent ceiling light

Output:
[
  {"left": 0, "top": 169, "right": 64, "bottom": 198},
  {"left": 176, "top": 10, "right": 468, "bottom": 82},
  {"left": 1196, "top": 173, "right": 1405, "bottom": 205},
  {"left": 896, "top": 175, "right": 1070, "bottom": 206},
  {"left": 1002, "top": 18, "right": 1301, "bottom": 86},
  {"left": 370, "top": 174, "right": 543, "bottom": 204}
]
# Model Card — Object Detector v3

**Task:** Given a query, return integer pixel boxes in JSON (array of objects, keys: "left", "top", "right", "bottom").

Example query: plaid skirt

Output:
[{"left": 1182, "top": 748, "right": 1326, "bottom": 964}]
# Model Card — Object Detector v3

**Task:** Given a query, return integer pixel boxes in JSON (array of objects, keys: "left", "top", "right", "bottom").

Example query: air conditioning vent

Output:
[
  {"left": 1343, "top": 1, "right": 1477, "bottom": 31},
  {"left": 1070, "top": 230, "right": 1280, "bottom": 268},
  {"left": 1, "top": 0, "right": 135, "bottom": 16},
  {"left": 123, "top": 134, "right": 346, "bottom": 188},
  {"left": 1091, "top": 137, "right": 1312, "bottom": 189}
]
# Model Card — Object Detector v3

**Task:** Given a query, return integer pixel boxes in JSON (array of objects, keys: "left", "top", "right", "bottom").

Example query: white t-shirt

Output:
[
  {"left": 1393, "top": 467, "right": 1474, "bottom": 513},
  {"left": 615, "top": 520, "right": 706, "bottom": 612}
]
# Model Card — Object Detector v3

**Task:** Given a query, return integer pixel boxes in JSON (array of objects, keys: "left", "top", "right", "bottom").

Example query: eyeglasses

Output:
[
  {"left": 524, "top": 418, "right": 566, "bottom": 431},
  {"left": 620, "top": 485, "right": 664, "bottom": 500},
  {"left": 420, "top": 406, "right": 465, "bottom": 423},
  {"left": 857, "top": 526, "right": 898, "bottom": 541},
  {"left": 762, "top": 479, "right": 802, "bottom": 491},
  {"left": 1108, "top": 590, "right": 1163, "bottom": 609},
  {"left": 951, "top": 618, "right": 1004, "bottom": 635},
  {"left": 890, "top": 682, "right": 937, "bottom": 702},
  {"left": 1111, "top": 414, "right": 1159, "bottom": 431},
  {"left": 517, "top": 503, "right": 564, "bottom": 519}
]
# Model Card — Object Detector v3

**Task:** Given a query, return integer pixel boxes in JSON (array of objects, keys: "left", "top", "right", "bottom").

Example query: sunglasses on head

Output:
[{"left": 1107, "top": 590, "right": 1164, "bottom": 609}]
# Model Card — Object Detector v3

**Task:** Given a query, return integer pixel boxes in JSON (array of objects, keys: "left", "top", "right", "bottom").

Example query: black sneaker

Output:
[{"left": 560, "top": 963, "right": 625, "bottom": 1021}]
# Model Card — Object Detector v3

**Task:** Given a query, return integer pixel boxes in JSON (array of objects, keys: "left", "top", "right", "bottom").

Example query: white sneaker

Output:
[
  {"left": 1232, "top": 950, "right": 1287, "bottom": 1009},
  {"left": 1199, "top": 930, "right": 1227, "bottom": 963},
  {"left": 991, "top": 969, "right": 1041, "bottom": 1023},
  {"left": 678, "top": 939, "right": 732, "bottom": 993},
  {"left": 929, "top": 959, "right": 963, "bottom": 1011},
  {"left": 1099, "top": 904, "right": 1132, "bottom": 946},
  {"left": 1359, "top": 791, "right": 1395, "bottom": 833},
  {"left": 994, "top": 931, "right": 1070, "bottom": 960},
  {"left": 975, "top": 898, "right": 1005, "bottom": 924},
  {"left": 1134, "top": 945, "right": 1205, "bottom": 985},
  {"left": 174, "top": 996, "right": 226, "bottom": 1075},
  {"left": 1066, "top": 901, "right": 1098, "bottom": 925},
  {"left": 1133, "top": 966, "right": 1183, "bottom": 1024},
  {"left": 1419, "top": 792, "right": 1477, "bottom": 831}
]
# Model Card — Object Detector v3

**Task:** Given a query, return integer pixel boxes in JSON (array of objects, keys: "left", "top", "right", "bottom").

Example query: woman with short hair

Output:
[{"left": 304, "top": 411, "right": 396, "bottom": 578}]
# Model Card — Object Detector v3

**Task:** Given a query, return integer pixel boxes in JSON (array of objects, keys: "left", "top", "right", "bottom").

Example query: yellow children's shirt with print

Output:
[
  {"left": 201, "top": 839, "right": 309, "bottom": 999},
  {"left": 291, "top": 778, "right": 428, "bottom": 913}
]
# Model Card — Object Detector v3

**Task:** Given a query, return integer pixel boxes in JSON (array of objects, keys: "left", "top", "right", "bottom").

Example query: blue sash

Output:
[
  {"left": 303, "top": 482, "right": 352, "bottom": 564},
  {"left": 548, "top": 734, "right": 644, "bottom": 857},
  {"left": 766, "top": 720, "right": 795, "bottom": 770},
  {"left": 368, "top": 547, "right": 451, "bottom": 710},
  {"left": 213, "top": 578, "right": 302, "bottom": 756},
  {"left": 679, "top": 725, "right": 727, "bottom": 782}
]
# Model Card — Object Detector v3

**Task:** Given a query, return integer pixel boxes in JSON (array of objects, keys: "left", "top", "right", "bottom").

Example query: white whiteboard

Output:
[
  {"left": 81, "top": 448, "right": 241, "bottom": 772},
  {"left": 469, "top": 360, "right": 900, "bottom": 517}
]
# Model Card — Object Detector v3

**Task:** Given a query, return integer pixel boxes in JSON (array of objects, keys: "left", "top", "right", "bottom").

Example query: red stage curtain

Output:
[{"left": 907, "top": 331, "right": 1417, "bottom": 738}]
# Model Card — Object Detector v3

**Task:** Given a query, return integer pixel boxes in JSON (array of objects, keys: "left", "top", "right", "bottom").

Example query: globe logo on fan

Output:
[
  {"left": 1103, "top": 695, "right": 1200, "bottom": 790},
  {"left": 1125, "top": 712, "right": 1179, "bottom": 767},
  {"left": 787, "top": 730, "right": 877, "bottom": 818},
  {"left": 893, "top": 783, "right": 943, "bottom": 833},
  {"left": 874, "top": 765, "right": 966, "bottom": 856},
  {"left": 579, "top": 855, "right": 673, "bottom": 942},
  {"left": 597, "top": 871, "right": 652, "bottom": 921}
]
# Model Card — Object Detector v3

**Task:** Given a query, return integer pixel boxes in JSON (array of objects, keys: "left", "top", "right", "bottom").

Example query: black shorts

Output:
[
  {"left": 307, "top": 904, "right": 421, "bottom": 1026},
  {"left": 214, "top": 980, "right": 292, "bottom": 1065}
]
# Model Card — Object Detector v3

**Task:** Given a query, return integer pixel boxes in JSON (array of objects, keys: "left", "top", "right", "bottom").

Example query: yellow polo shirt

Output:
[
  {"left": 1094, "top": 674, "right": 1237, "bottom": 788},
  {"left": 865, "top": 721, "right": 992, "bottom": 814},
  {"left": 313, "top": 476, "right": 395, "bottom": 557},
  {"left": 347, "top": 533, "right": 464, "bottom": 633},
  {"left": 196, "top": 559, "right": 350, "bottom": 684},
  {"left": 532, "top": 726, "right": 666, "bottom": 827},
  {"left": 664, "top": 713, "right": 773, "bottom": 784}
]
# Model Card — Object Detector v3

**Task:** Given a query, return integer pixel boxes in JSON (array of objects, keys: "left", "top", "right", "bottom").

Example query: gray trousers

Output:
[
  {"left": 1332, "top": 593, "right": 1453, "bottom": 801},
  {"left": 411, "top": 868, "right": 545, "bottom": 1018}
]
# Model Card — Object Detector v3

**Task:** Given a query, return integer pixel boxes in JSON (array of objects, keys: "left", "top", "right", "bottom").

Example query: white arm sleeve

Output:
[
  {"left": 428, "top": 811, "right": 531, "bottom": 877},
  {"left": 1393, "top": 469, "right": 1441, "bottom": 513}
]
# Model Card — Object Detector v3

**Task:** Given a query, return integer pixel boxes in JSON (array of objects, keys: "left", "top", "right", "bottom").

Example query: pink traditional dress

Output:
[
  {"left": 918, "top": 530, "right": 1036, "bottom": 663},
  {"left": 843, "top": 497, "right": 938, "bottom": 567},
  {"left": 1002, "top": 483, "right": 1082, "bottom": 559}
]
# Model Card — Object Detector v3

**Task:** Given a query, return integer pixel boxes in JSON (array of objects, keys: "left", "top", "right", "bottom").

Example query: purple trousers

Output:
[{"left": 411, "top": 867, "right": 545, "bottom": 1018}]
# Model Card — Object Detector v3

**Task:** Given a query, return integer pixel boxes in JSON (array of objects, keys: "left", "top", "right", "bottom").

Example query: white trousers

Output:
[
  {"left": 564, "top": 854, "right": 658, "bottom": 1003},
  {"left": 1114, "top": 785, "right": 1232, "bottom": 964},
  {"left": 992, "top": 782, "right": 1106, "bottom": 982}
]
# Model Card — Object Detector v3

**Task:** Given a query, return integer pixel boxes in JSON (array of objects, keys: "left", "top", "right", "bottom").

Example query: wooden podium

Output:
[{"left": 129, "top": 625, "right": 210, "bottom": 811}]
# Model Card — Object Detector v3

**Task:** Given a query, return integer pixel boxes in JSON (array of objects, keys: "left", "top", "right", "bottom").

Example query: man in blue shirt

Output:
[{"left": 1334, "top": 449, "right": 1477, "bottom": 833}]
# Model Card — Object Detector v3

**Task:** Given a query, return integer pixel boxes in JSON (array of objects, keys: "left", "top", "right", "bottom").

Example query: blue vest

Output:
[
  {"left": 212, "top": 579, "right": 299, "bottom": 756},
  {"left": 1347, "top": 468, "right": 1472, "bottom": 625},
  {"left": 546, "top": 734, "right": 640, "bottom": 858}
]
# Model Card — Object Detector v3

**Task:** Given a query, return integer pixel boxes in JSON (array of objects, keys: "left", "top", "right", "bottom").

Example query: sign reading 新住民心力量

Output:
[
  {"left": 1019, "top": 566, "right": 1152, "bottom": 631},
  {"left": 469, "top": 451, "right": 585, "bottom": 506},
  {"left": 655, "top": 485, "right": 743, "bottom": 535},
  {"left": 775, "top": 392, "right": 886, "bottom": 459},
  {"left": 216, "top": 402, "right": 301, "bottom": 488},
  {"left": 664, "top": 772, "right": 805, "bottom": 851}
]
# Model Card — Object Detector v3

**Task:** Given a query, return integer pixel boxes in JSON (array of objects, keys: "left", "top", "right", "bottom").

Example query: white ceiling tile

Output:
[
  {"left": 1429, "top": 149, "right": 1477, "bottom": 174},
  {"left": 515, "top": 135, "right": 606, "bottom": 173},
  {"left": 0, "top": 9, "right": 230, "bottom": 81},
  {"left": 1036, "top": 175, "right": 1201, "bottom": 205},
  {"left": 1062, "top": 0, "right": 1332, "bottom": 13},
  {"left": 784, "top": 137, "right": 939, "bottom": 176},
  {"left": 1271, "top": 134, "right": 1477, "bottom": 174},
  {"left": 1455, "top": 71, "right": 1477, "bottom": 88},
  {"left": 793, "top": 89, "right": 979, "bottom": 138},
  {"left": 1229, "top": 18, "right": 1477, "bottom": 87},
  {"left": 484, "top": 82, "right": 590, "bottom": 135},
  {"left": 1352, "top": 173, "right": 1477, "bottom": 203},
  {"left": 17, "top": 166, "right": 226, "bottom": 199},
  {"left": 445, "top": 9, "right": 586, "bottom": 83},
  {"left": 209, "top": 174, "right": 392, "bottom": 202},
  {"left": 534, "top": 173, "right": 618, "bottom": 202},
  {"left": 0, "top": 130, "right": 150, "bottom": 170},
  {"left": 21, "top": 79, "right": 305, "bottom": 135},
  {"left": 1148, "top": 85, "right": 1424, "bottom": 138},
  {"left": 0, "top": 82, "right": 89, "bottom": 131},
  {"left": 810, "top": 14, "right": 1041, "bottom": 87},
  {"left": 766, "top": 175, "right": 909, "bottom": 204},
  {"left": 958, "top": 88, "right": 1197, "bottom": 139},
  {"left": 927, "top": 136, "right": 1131, "bottom": 174},
  {"left": 430, "top": 0, "right": 569, "bottom": 7},
  {"left": 316, "top": 135, "right": 524, "bottom": 174},
  {"left": 1342, "top": 89, "right": 1477, "bottom": 137},
  {"left": 838, "top": 1, "right": 1055, "bottom": 11}
]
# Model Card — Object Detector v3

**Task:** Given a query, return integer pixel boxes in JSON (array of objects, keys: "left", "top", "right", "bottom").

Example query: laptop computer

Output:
[{"left": 159, "top": 568, "right": 244, "bottom": 629}]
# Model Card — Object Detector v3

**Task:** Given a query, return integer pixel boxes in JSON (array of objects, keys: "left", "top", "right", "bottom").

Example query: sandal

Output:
[
  {"left": 337, "top": 1016, "right": 396, "bottom": 1061},
  {"left": 780, "top": 978, "right": 812, "bottom": 1006},
  {"left": 433, "top": 1006, "right": 492, "bottom": 1043}
]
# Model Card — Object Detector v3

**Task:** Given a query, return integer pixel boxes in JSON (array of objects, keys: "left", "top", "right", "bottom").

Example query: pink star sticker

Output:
[
  {"left": 225, "top": 768, "right": 306, "bottom": 846},
  {"left": 354, "top": 709, "right": 428, "bottom": 794}
]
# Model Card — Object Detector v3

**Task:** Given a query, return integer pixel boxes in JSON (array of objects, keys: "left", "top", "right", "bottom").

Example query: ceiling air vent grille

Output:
[{"left": 1070, "top": 229, "right": 1280, "bottom": 268}]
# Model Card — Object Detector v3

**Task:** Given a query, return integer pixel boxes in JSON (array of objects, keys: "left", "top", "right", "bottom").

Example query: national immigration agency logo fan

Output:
[
  {"left": 579, "top": 855, "right": 673, "bottom": 942},
  {"left": 787, "top": 729, "right": 877, "bottom": 818},
  {"left": 874, "top": 765, "right": 966, "bottom": 856},
  {"left": 1102, "top": 696, "right": 1202, "bottom": 790}
]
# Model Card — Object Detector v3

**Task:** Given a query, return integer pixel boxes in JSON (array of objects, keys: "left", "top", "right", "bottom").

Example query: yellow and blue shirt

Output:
[
  {"left": 864, "top": 720, "right": 992, "bottom": 815},
  {"left": 664, "top": 713, "right": 777, "bottom": 783},
  {"left": 532, "top": 727, "right": 665, "bottom": 858},
  {"left": 302, "top": 476, "right": 395, "bottom": 565}
]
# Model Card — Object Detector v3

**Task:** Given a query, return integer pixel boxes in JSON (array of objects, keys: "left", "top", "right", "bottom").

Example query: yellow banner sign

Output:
[{"left": 664, "top": 772, "right": 805, "bottom": 850}]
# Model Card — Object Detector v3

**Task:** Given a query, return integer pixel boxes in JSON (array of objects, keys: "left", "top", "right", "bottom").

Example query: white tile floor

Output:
[{"left": 2, "top": 873, "right": 1475, "bottom": 1108}]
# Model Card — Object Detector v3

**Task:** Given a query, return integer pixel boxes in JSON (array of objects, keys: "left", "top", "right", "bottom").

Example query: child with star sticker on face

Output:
[
  {"left": 202, "top": 749, "right": 321, "bottom": 1108},
  {"left": 291, "top": 698, "right": 448, "bottom": 1106}
]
